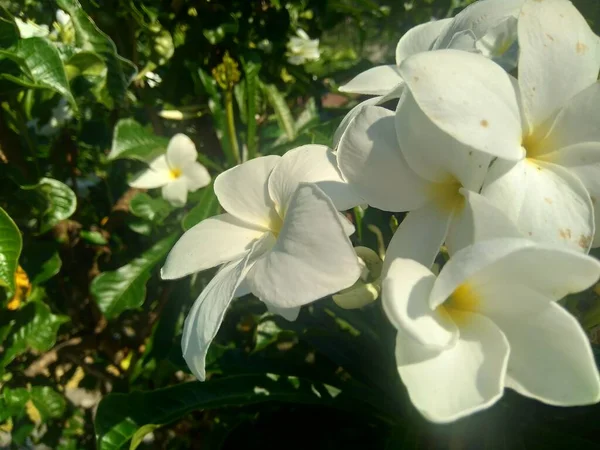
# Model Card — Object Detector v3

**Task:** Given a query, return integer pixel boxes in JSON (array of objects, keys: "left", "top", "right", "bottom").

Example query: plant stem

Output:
[{"left": 224, "top": 89, "right": 240, "bottom": 165}]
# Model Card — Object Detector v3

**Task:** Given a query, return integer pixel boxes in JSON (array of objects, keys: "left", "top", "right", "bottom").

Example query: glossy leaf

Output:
[
  {"left": 0, "top": 301, "right": 69, "bottom": 369},
  {"left": 95, "top": 373, "right": 388, "bottom": 450},
  {"left": 0, "top": 37, "right": 76, "bottom": 109},
  {"left": 20, "top": 241, "right": 61, "bottom": 285},
  {"left": 108, "top": 119, "right": 168, "bottom": 161},
  {"left": 263, "top": 83, "right": 295, "bottom": 141},
  {"left": 56, "top": 0, "right": 137, "bottom": 107},
  {"left": 0, "top": 207, "right": 22, "bottom": 296},
  {"left": 129, "top": 193, "right": 172, "bottom": 223},
  {"left": 22, "top": 178, "right": 77, "bottom": 234},
  {"left": 90, "top": 234, "right": 178, "bottom": 319}
]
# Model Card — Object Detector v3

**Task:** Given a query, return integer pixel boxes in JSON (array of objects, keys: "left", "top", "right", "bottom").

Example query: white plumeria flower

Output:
[
  {"left": 384, "top": 238, "right": 600, "bottom": 423},
  {"left": 397, "top": 0, "right": 600, "bottom": 252},
  {"left": 333, "top": 0, "right": 525, "bottom": 146},
  {"left": 129, "top": 134, "right": 211, "bottom": 207},
  {"left": 34, "top": 98, "right": 73, "bottom": 137},
  {"left": 161, "top": 145, "right": 363, "bottom": 380},
  {"left": 338, "top": 104, "right": 521, "bottom": 270},
  {"left": 286, "top": 29, "right": 320, "bottom": 65}
]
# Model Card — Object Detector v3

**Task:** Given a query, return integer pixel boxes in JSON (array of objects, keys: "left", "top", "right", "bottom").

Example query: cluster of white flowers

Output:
[{"left": 162, "top": 0, "right": 600, "bottom": 423}]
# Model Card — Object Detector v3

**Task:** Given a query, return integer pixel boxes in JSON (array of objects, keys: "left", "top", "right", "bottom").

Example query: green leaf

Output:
[
  {"left": 181, "top": 186, "right": 219, "bottom": 231},
  {"left": 0, "top": 207, "right": 22, "bottom": 296},
  {"left": 108, "top": 119, "right": 168, "bottom": 161},
  {"left": 90, "top": 234, "right": 178, "bottom": 319},
  {"left": 22, "top": 178, "right": 77, "bottom": 234},
  {"left": 95, "top": 374, "right": 387, "bottom": 450},
  {"left": 30, "top": 386, "right": 67, "bottom": 421},
  {"left": 56, "top": 0, "right": 137, "bottom": 107},
  {"left": 0, "top": 17, "right": 19, "bottom": 49},
  {"left": 0, "top": 37, "right": 77, "bottom": 109},
  {"left": 241, "top": 57, "right": 261, "bottom": 157},
  {"left": 0, "top": 300, "right": 69, "bottom": 369},
  {"left": 80, "top": 230, "right": 108, "bottom": 245},
  {"left": 197, "top": 68, "right": 232, "bottom": 157},
  {"left": 20, "top": 241, "right": 62, "bottom": 285},
  {"left": 263, "top": 83, "right": 296, "bottom": 141},
  {"left": 65, "top": 51, "right": 107, "bottom": 99},
  {"left": 129, "top": 193, "right": 172, "bottom": 223}
]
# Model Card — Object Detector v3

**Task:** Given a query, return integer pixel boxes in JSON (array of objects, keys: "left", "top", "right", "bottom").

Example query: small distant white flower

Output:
[
  {"left": 36, "top": 98, "right": 73, "bottom": 137},
  {"left": 287, "top": 29, "right": 320, "bottom": 65},
  {"left": 55, "top": 9, "right": 71, "bottom": 26},
  {"left": 145, "top": 71, "right": 162, "bottom": 88},
  {"left": 161, "top": 145, "right": 364, "bottom": 380},
  {"left": 384, "top": 238, "right": 600, "bottom": 423},
  {"left": 128, "top": 134, "right": 211, "bottom": 206},
  {"left": 15, "top": 18, "right": 49, "bottom": 39}
]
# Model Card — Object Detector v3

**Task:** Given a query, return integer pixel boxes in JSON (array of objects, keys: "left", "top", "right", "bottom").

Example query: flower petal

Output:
[
  {"left": 246, "top": 183, "right": 361, "bottom": 308},
  {"left": 563, "top": 163, "right": 600, "bottom": 247},
  {"left": 265, "top": 302, "right": 301, "bottom": 322},
  {"left": 396, "top": 89, "right": 493, "bottom": 190},
  {"left": 338, "top": 65, "right": 403, "bottom": 96},
  {"left": 162, "top": 177, "right": 188, "bottom": 206},
  {"left": 382, "top": 202, "right": 453, "bottom": 275},
  {"left": 383, "top": 258, "right": 457, "bottom": 350},
  {"left": 470, "top": 243, "right": 600, "bottom": 302},
  {"left": 396, "top": 312, "right": 509, "bottom": 424},
  {"left": 333, "top": 84, "right": 406, "bottom": 148},
  {"left": 476, "top": 283, "right": 600, "bottom": 406},
  {"left": 396, "top": 19, "right": 453, "bottom": 66},
  {"left": 181, "top": 255, "right": 249, "bottom": 381},
  {"left": 398, "top": 49, "right": 523, "bottom": 161},
  {"left": 268, "top": 144, "right": 362, "bottom": 212},
  {"left": 433, "top": 0, "right": 525, "bottom": 49},
  {"left": 214, "top": 155, "right": 280, "bottom": 230},
  {"left": 182, "top": 162, "right": 211, "bottom": 192},
  {"left": 430, "top": 238, "right": 536, "bottom": 310},
  {"left": 518, "top": 0, "right": 600, "bottom": 129},
  {"left": 534, "top": 82, "right": 600, "bottom": 157},
  {"left": 337, "top": 105, "right": 431, "bottom": 211},
  {"left": 161, "top": 213, "right": 265, "bottom": 279},
  {"left": 446, "top": 189, "right": 523, "bottom": 256},
  {"left": 166, "top": 133, "right": 198, "bottom": 169},
  {"left": 129, "top": 155, "right": 172, "bottom": 189},
  {"left": 481, "top": 158, "right": 594, "bottom": 252}
]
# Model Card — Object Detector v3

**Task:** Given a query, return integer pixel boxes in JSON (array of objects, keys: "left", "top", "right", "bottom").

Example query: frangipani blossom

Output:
[
  {"left": 161, "top": 145, "right": 363, "bottom": 380},
  {"left": 129, "top": 134, "right": 210, "bottom": 207},
  {"left": 397, "top": 0, "right": 600, "bottom": 251},
  {"left": 384, "top": 238, "right": 600, "bottom": 423},
  {"left": 338, "top": 0, "right": 524, "bottom": 97},
  {"left": 338, "top": 104, "right": 520, "bottom": 269},
  {"left": 287, "top": 29, "right": 320, "bottom": 65},
  {"left": 334, "top": 0, "right": 524, "bottom": 145}
]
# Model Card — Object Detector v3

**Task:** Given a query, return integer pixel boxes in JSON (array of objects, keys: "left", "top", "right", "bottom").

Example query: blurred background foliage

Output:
[{"left": 0, "top": 0, "right": 599, "bottom": 449}]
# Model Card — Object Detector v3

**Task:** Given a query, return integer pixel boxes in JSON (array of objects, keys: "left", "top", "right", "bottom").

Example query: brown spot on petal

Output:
[
  {"left": 528, "top": 232, "right": 533, "bottom": 236},
  {"left": 413, "top": 76, "right": 420, "bottom": 82},
  {"left": 544, "top": 197, "right": 553, "bottom": 204},
  {"left": 546, "top": 33, "right": 554, "bottom": 41},
  {"left": 559, "top": 228, "right": 572, "bottom": 240},
  {"left": 579, "top": 234, "right": 592, "bottom": 249},
  {"left": 576, "top": 42, "right": 588, "bottom": 54},
  {"left": 480, "top": 119, "right": 489, "bottom": 128}
]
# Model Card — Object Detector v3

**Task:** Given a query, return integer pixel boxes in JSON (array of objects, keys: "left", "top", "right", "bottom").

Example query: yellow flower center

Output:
[
  {"left": 437, "top": 282, "right": 480, "bottom": 326},
  {"left": 169, "top": 168, "right": 182, "bottom": 179},
  {"left": 428, "top": 178, "right": 464, "bottom": 213}
]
